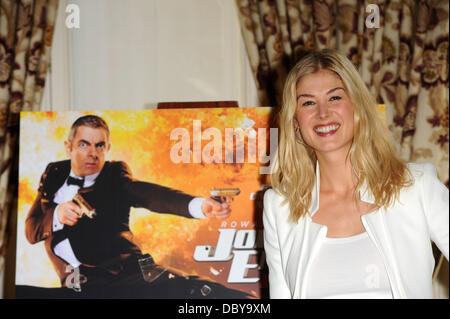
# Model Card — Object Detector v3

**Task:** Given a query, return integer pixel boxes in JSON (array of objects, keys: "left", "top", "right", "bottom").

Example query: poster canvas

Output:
[{"left": 16, "top": 107, "right": 275, "bottom": 298}]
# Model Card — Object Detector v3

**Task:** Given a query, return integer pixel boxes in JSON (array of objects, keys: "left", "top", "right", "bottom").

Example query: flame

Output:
[{"left": 18, "top": 178, "right": 35, "bottom": 214}]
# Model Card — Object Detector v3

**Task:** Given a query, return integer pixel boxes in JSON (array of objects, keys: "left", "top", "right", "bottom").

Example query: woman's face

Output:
[{"left": 294, "top": 69, "right": 354, "bottom": 158}]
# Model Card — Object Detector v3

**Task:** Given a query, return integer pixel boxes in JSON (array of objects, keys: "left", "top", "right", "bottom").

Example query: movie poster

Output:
[{"left": 16, "top": 107, "right": 276, "bottom": 299}]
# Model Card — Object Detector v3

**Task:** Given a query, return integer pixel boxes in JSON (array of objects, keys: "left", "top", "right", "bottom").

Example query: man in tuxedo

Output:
[{"left": 24, "top": 115, "right": 238, "bottom": 298}]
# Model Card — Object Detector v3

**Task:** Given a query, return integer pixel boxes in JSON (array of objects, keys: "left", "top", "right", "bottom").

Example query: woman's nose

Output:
[{"left": 317, "top": 102, "right": 330, "bottom": 118}]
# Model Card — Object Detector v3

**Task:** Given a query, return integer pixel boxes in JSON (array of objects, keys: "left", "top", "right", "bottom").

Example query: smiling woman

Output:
[
  {"left": 263, "top": 49, "right": 449, "bottom": 299},
  {"left": 273, "top": 49, "right": 410, "bottom": 222}
]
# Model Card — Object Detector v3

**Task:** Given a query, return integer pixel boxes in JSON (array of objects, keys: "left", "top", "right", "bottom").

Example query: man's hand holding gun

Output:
[
  {"left": 202, "top": 188, "right": 240, "bottom": 219},
  {"left": 56, "top": 193, "right": 96, "bottom": 226}
]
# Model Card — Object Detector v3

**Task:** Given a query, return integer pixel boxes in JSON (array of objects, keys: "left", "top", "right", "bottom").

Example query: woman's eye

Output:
[
  {"left": 302, "top": 100, "right": 314, "bottom": 107},
  {"left": 330, "top": 96, "right": 342, "bottom": 101}
]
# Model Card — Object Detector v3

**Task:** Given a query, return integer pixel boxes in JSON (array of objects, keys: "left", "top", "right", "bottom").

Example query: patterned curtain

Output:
[
  {"left": 0, "top": 0, "right": 59, "bottom": 277},
  {"left": 236, "top": 0, "right": 449, "bottom": 297},
  {"left": 236, "top": 0, "right": 448, "bottom": 182}
]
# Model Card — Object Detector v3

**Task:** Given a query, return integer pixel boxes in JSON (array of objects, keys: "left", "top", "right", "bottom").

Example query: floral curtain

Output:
[
  {"left": 0, "top": 0, "right": 59, "bottom": 280},
  {"left": 236, "top": 0, "right": 449, "bottom": 297},
  {"left": 236, "top": 0, "right": 448, "bottom": 183}
]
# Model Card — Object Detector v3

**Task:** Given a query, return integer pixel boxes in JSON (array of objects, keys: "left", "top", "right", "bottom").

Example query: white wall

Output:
[{"left": 42, "top": 0, "right": 259, "bottom": 110}]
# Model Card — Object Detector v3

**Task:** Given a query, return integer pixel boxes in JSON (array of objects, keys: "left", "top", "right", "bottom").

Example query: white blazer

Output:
[{"left": 263, "top": 162, "right": 449, "bottom": 299}]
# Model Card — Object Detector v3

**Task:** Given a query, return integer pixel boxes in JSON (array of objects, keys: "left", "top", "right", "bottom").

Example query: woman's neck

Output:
[{"left": 316, "top": 153, "right": 357, "bottom": 195}]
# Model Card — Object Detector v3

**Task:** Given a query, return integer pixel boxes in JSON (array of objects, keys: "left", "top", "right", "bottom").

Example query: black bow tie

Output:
[{"left": 67, "top": 176, "right": 84, "bottom": 188}]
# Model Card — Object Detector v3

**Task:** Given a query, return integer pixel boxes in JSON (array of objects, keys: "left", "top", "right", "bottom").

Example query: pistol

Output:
[
  {"left": 210, "top": 187, "right": 240, "bottom": 203},
  {"left": 72, "top": 193, "right": 96, "bottom": 219}
]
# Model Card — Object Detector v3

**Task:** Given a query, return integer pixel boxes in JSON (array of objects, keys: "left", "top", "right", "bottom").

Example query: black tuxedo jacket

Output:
[{"left": 25, "top": 160, "right": 195, "bottom": 285}]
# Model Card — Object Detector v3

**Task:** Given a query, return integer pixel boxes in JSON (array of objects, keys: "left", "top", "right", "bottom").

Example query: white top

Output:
[{"left": 305, "top": 232, "right": 393, "bottom": 299}]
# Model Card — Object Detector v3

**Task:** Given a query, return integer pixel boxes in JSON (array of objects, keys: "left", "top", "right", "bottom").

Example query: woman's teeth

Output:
[{"left": 314, "top": 124, "right": 340, "bottom": 133}]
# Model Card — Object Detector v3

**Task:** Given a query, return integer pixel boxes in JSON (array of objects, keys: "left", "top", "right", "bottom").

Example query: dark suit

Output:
[
  {"left": 24, "top": 159, "right": 253, "bottom": 299},
  {"left": 25, "top": 160, "right": 195, "bottom": 289}
]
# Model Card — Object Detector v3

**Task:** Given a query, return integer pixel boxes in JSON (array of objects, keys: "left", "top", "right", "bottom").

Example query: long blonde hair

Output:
[{"left": 271, "top": 49, "right": 412, "bottom": 222}]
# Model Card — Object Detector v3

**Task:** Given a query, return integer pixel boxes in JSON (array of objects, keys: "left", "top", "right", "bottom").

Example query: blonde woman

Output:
[{"left": 263, "top": 49, "right": 448, "bottom": 299}]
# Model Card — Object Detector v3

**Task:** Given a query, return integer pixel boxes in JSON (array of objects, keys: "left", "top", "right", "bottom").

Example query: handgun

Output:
[
  {"left": 138, "top": 254, "right": 167, "bottom": 283},
  {"left": 210, "top": 187, "right": 240, "bottom": 203},
  {"left": 72, "top": 193, "right": 96, "bottom": 219}
]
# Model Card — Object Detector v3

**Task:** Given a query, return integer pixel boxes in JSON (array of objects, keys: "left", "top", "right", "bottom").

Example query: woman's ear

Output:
[{"left": 293, "top": 118, "right": 299, "bottom": 131}]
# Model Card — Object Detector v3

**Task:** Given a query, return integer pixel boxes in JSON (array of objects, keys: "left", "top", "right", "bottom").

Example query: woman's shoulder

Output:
[
  {"left": 402, "top": 162, "right": 448, "bottom": 198},
  {"left": 406, "top": 162, "right": 440, "bottom": 183},
  {"left": 263, "top": 188, "right": 286, "bottom": 205},
  {"left": 263, "top": 188, "right": 292, "bottom": 216},
  {"left": 263, "top": 188, "right": 294, "bottom": 226},
  {"left": 406, "top": 162, "right": 436, "bottom": 175}
]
